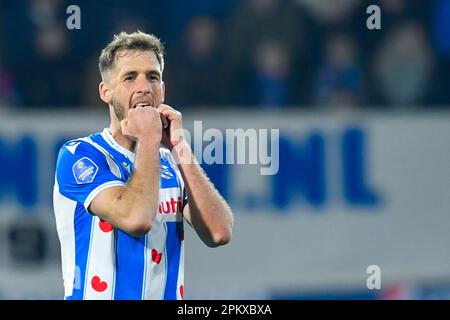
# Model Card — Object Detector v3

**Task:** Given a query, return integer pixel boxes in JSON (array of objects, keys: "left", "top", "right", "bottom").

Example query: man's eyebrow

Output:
[
  {"left": 121, "top": 70, "right": 161, "bottom": 78},
  {"left": 147, "top": 70, "right": 161, "bottom": 77},
  {"left": 121, "top": 70, "right": 137, "bottom": 78}
]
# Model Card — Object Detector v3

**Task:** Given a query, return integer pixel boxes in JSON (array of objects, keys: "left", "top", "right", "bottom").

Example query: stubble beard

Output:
[
  {"left": 111, "top": 97, "right": 125, "bottom": 121},
  {"left": 111, "top": 97, "right": 138, "bottom": 151}
]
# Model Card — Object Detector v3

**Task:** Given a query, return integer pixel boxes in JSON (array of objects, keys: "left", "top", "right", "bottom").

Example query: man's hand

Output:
[
  {"left": 157, "top": 104, "right": 185, "bottom": 150},
  {"left": 121, "top": 106, "right": 162, "bottom": 144}
]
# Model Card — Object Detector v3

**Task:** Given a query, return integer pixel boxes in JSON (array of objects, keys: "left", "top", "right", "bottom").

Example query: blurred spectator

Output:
[
  {"left": 224, "top": 0, "right": 308, "bottom": 105},
  {"left": 226, "top": 0, "right": 307, "bottom": 64},
  {"left": 5, "top": 0, "right": 84, "bottom": 107},
  {"left": 14, "top": 23, "right": 81, "bottom": 107},
  {"left": 372, "top": 22, "right": 434, "bottom": 107},
  {"left": 251, "top": 40, "right": 292, "bottom": 108},
  {"left": 0, "top": 62, "right": 20, "bottom": 107},
  {"left": 354, "top": 0, "right": 429, "bottom": 55},
  {"left": 313, "top": 33, "right": 362, "bottom": 108},
  {"left": 165, "top": 16, "right": 225, "bottom": 108},
  {"left": 432, "top": 0, "right": 450, "bottom": 58},
  {"left": 35, "top": 23, "right": 68, "bottom": 59},
  {"left": 296, "top": 0, "right": 359, "bottom": 26},
  {"left": 159, "top": 0, "right": 239, "bottom": 50},
  {"left": 0, "top": 1, "right": 446, "bottom": 109},
  {"left": 430, "top": 0, "right": 450, "bottom": 104}
]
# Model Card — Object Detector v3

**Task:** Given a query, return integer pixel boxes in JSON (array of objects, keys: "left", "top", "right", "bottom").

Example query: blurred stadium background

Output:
[{"left": 1, "top": 0, "right": 450, "bottom": 299}]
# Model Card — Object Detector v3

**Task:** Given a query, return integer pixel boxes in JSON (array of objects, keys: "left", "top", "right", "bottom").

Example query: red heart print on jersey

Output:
[
  {"left": 151, "top": 249, "right": 162, "bottom": 264},
  {"left": 99, "top": 219, "right": 113, "bottom": 232},
  {"left": 91, "top": 276, "right": 108, "bottom": 292}
]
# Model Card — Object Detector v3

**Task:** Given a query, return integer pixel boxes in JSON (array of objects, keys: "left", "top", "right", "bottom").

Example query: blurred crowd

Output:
[{"left": 0, "top": 0, "right": 449, "bottom": 110}]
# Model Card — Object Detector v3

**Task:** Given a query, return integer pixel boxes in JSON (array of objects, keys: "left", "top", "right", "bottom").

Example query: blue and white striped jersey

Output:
[{"left": 53, "top": 128, "right": 186, "bottom": 300}]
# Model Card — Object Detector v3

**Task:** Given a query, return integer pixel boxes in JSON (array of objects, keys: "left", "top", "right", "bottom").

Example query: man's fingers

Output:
[
  {"left": 157, "top": 105, "right": 181, "bottom": 122},
  {"left": 121, "top": 119, "right": 128, "bottom": 130},
  {"left": 157, "top": 104, "right": 175, "bottom": 112},
  {"left": 157, "top": 106, "right": 170, "bottom": 128},
  {"left": 120, "top": 119, "right": 131, "bottom": 137},
  {"left": 160, "top": 113, "right": 169, "bottom": 129},
  {"left": 158, "top": 104, "right": 178, "bottom": 116}
]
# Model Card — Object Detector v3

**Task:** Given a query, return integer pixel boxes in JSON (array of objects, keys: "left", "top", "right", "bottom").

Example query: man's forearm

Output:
[
  {"left": 174, "top": 142, "right": 234, "bottom": 246},
  {"left": 116, "top": 140, "right": 160, "bottom": 232}
]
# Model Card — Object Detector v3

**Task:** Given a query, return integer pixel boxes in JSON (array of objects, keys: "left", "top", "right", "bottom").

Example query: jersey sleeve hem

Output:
[{"left": 83, "top": 180, "right": 127, "bottom": 211}]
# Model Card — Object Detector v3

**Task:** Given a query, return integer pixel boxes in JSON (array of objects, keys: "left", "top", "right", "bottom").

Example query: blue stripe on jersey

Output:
[
  {"left": 163, "top": 222, "right": 183, "bottom": 300},
  {"left": 113, "top": 231, "right": 146, "bottom": 300},
  {"left": 90, "top": 133, "right": 133, "bottom": 180},
  {"left": 69, "top": 203, "right": 94, "bottom": 300},
  {"left": 160, "top": 157, "right": 179, "bottom": 189}
]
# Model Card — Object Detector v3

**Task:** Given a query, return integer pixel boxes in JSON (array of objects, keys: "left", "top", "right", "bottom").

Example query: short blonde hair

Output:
[{"left": 98, "top": 31, "right": 165, "bottom": 81}]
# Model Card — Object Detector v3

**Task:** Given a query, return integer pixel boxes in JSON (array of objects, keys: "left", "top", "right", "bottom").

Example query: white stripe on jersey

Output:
[
  {"left": 53, "top": 180, "right": 77, "bottom": 298},
  {"left": 84, "top": 216, "right": 116, "bottom": 299},
  {"left": 143, "top": 218, "right": 167, "bottom": 299}
]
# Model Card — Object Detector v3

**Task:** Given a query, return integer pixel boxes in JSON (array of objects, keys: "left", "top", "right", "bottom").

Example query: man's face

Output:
[{"left": 104, "top": 50, "right": 165, "bottom": 121}]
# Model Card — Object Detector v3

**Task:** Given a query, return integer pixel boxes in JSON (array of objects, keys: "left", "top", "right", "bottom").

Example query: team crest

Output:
[{"left": 72, "top": 157, "right": 99, "bottom": 184}]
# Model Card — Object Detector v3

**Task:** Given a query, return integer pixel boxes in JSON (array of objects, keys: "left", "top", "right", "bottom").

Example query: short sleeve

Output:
[{"left": 55, "top": 140, "right": 126, "bottom": 210}]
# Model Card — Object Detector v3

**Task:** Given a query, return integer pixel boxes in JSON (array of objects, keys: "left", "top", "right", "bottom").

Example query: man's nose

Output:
[{"left": 136, "top": 76, "right": 152, "bottom": 95}]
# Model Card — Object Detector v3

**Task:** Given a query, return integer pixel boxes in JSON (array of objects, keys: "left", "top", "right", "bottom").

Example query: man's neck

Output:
[{"left": 108, "top": 123, "right": 136, "bottom": 153}]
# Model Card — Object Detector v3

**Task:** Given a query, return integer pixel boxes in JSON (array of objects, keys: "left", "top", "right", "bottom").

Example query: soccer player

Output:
[{"left": 53, "top": 31, "right": 234, "bottom": 300}]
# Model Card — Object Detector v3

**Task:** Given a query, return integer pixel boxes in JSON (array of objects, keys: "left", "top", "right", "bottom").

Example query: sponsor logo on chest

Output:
[{"left": 158, "top": 196, "right": 183, "bottom": 215}]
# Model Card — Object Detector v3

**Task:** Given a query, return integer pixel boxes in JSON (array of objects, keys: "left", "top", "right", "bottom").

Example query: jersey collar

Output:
[{"left": 101, "top": 128, "right": 136, "bottom": 163}]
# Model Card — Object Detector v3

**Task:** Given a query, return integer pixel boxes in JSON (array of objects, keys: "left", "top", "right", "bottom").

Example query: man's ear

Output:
[
  {"left": 99, "top": 81, "right": 112, "bottom": 104},
  {"left": 161, "top": 81, "right": 166, "bottom": 103}
]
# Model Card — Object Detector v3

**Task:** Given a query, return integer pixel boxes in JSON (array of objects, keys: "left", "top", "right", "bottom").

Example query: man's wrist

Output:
[
  {"left": 138, "top": 137, "right": 161, "bottom": 152},
  {"left": 172, "top": 141, "right": 195, "bottom": 165}
]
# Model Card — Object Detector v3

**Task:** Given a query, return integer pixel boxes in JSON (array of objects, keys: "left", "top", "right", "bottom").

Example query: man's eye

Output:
[
  {"left": 150, "top": 75, "right": 159, "bottom": 81},
  {"left": 124, "top": 76, "right": 134, "bottom": 81}
]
